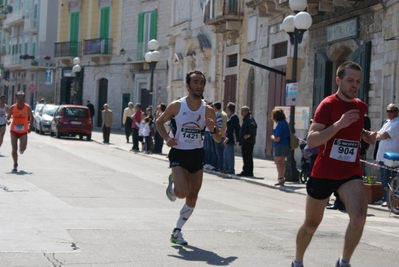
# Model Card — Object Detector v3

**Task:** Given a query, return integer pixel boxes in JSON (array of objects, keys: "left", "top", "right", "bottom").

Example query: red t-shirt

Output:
[{"left": 311, "top": 94, "right": 367, "bottom": 180}]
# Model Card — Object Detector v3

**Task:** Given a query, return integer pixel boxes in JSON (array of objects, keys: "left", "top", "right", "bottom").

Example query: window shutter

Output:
[
  {"left": 32, "top": 42, "right": 36, "bottom": 56},
  {"left": 137, "top": 12, "right": 144, "bottom": 60},
  {"left": 150, "top": 11, "right": 157, "bottom": 40},
  {"left": 70, "top": 12, "right": 80, "bottom": 56},
  {"left": 100, "top": 7, "right": 110, "bottom": 54}
]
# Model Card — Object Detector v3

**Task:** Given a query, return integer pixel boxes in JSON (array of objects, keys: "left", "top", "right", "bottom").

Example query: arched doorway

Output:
[{"left": 97, "top": 78, "right": 108, "bottom": 127}]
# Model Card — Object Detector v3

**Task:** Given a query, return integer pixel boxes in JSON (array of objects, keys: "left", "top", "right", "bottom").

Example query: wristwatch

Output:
[{"left": 212, "top": 126, "right": 217, "bottom": 134}]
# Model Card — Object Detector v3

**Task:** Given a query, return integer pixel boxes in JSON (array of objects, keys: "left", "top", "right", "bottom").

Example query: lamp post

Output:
[
  {"left": 72, "top": 57, "right": 81, "bottom": 104},
  {"left": 282, "top": 0, "right": 312, "bottom": 182},
  {"left": 145, "top": 39, "right": 161, "bottom": 108}
]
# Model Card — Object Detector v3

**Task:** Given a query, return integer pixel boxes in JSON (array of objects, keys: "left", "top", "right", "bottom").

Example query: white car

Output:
[{"left": 35, "top": 104, "right": 58, "bottom": 134}]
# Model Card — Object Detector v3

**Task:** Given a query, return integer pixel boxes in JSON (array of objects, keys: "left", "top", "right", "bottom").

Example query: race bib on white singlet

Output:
[
  {"left": 180, "top": 124, "right": 201, "bottom": 144},
  {"left": 329, "top": 138, "right": 359, "bottom": 162},
  {"left": 13, "top": 124, "right": 25, "bottom": 131}
]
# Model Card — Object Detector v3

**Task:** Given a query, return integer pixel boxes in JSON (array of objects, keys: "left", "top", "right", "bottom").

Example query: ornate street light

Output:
[
  {"left": 282, "top": 0, "right": 312, "bottom": 182},
  {"left": 145, "top": 39, "right": 160, "bottom": 95},
  {"left": 72, "top": 57, "right": 81, "bottom": 104}
]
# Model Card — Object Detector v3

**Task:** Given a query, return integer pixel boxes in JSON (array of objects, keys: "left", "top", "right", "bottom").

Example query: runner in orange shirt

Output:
[{"left": 6, "top": 91, "right": 33, "bottom": 172}]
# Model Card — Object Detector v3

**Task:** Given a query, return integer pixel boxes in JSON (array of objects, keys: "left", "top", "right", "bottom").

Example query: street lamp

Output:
[
  {"left": 145, "top": 39, "right": 160, "bottom": 108},
  {"left": 72, "top": 57, "right": 81, "bottom": 104},
  {"left": 282, "top": 0, "right": 312, "bottom": 182}
]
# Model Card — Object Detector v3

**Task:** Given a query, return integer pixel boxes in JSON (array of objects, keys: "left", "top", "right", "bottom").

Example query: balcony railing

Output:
[
  {"left": 20, "top": 56, "right": 56, "bottom": 69},
  {"left": 24, "top": 17, "right": 37, "bottom": 33},
  {"left": 54, "top": 41, "right": 82, "bottom": 58},
  {"left": 4, "top": 54, "right": 22, "bottom": 68},
  {"left": 83, "top": 38, "right": 112, "bottom": 56},
  {"left": 203, "top": 0, "right": 244, "bottom": 25}
]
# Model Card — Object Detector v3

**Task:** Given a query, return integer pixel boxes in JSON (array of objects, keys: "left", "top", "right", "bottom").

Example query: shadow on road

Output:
[{"left": 169, "top": 245, "right": 238, "bottom": 265}]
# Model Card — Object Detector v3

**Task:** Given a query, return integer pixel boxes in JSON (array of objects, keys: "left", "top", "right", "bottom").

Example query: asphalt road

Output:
[{"left": 0, "top": 131, "right": 398, "bottom": 267}]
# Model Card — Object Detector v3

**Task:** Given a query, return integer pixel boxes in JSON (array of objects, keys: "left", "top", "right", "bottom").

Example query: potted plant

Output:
[
  {"left": 364, "top": 175, "right": 382, "bottom": 204},
  {"left": 44, "top": 56, "right": 51, "bottom": 60},
  {"left": 31, "top": 60, "right": 38, "bottom": 66}
]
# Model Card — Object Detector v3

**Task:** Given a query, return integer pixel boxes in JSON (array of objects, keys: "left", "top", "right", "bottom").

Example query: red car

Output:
[{"left": 49, "top": 104, "right": 92, "bottom": 141}]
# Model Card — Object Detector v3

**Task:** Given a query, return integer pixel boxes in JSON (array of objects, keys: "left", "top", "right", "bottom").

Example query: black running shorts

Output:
[
  {"left": 168, "top": 148, "right": 205, "bottom": 173},
  {"left": 306, "top": 175, "right": 363, "bottom": 200}
]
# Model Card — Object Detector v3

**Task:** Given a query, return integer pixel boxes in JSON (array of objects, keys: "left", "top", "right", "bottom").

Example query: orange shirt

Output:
[{"left": 10, "top": 103, "right": 30, "bottom": 134}]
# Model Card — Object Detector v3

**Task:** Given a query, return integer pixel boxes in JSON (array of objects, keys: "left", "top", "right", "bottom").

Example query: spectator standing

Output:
[
  {"left": 203, "top": 101, "right": 217, "bottom": 170},
  {"left": 212, "top": 101, "right": 227, "bottom": 172},
  {"left": 223, "top": 102, "right": 240, "bottom": 174},
  {"left": 374, "top": 103, "right": 399, "bottom": 207},
  {"left": 101, "top": 104, "right": 113, "bottom": 144},
  {"left": 87, "top": 100, "right": 95, "bottom": 126},
  {"left": 270, "top": 108, "right": 290, "bottom": 186},
  {"left": 131, "top": 103, "right": 142, "bottom": 152},
  {"left": 154, "top": 103, "right": 167, "bottom": 153},
  {"left": 238, "top": 106, "right": 257, "bottom": 177},
  {"left": 146, "top": 107, "right": 154, "bottom": 151},
  {"left": 123, "top": 102, "right": 134, "bottom": 143},
  {"left": 140, "top": 117, "right": 152, "bottom": 154}
]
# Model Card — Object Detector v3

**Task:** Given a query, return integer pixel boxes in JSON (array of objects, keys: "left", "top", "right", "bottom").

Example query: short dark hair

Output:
[
  {"left": 0, "top": 94, "right": 5, "bottom": 99},
  {"left": 160, "top": 103, "right": 166, "bottom": 112},
  {"left": 186, "top": 69, "right": 206, "bottom": 86},
  {"left": 135, "top": 103, "right": 141, "bottom": 109},
  {"left": 336, "top": 61, "right": 362, "bottom": 79},
  {"left": 213, "top": 101, "right": 221, "bottom": 110},
  {"left": 226, "top": 102, "right": 235, "bottom": 113}
]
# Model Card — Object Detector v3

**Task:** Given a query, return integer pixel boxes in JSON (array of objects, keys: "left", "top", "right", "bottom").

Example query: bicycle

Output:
[{"left": 388, "top": 173, "right": 399, "bottom": 214}]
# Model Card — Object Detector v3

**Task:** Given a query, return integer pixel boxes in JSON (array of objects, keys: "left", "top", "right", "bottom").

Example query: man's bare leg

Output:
[
  {"left": 18, "top": 134, "right": 28, "bottom": 154},
  {"left": 337, "top": 179, "right": 367, "bottom": 262},
  {"left": 10, "top": 134, "right": 18, "bottom": 168},
  {"left": 295, "top": 195, "right": 329, "bottom": 262},
  {"left": 0, "top": 126, "right": 5, "bottom": 148}
]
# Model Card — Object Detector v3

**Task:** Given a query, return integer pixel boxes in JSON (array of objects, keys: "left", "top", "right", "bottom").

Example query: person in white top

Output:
[
  {"left": 155, "top": 70, "right": 221, "bottom": 246},
  {"left": 374, "top": 103, "right": 399, "bottom": 206},
  {"left": 0, "top": 94, "right": 9, "bottom": 153},
  {"left": 139, "top": 117, "right": 151, "bottom": 154}
]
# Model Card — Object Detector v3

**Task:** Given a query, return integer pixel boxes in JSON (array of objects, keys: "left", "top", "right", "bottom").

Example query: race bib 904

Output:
[{"left": 329, "top": 138, "right": 359, "bottom": 162}]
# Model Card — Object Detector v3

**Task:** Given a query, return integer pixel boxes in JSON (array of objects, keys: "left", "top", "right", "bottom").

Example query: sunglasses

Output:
[
  {"left": 386, "top": 110, "right": 398, "bottom": 113},
  {"left": 16, "top": 95, "right": 25, "bottom": 99}
]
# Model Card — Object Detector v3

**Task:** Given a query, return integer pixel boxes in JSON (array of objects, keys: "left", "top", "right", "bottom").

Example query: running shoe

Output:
[
  {"left": 170, "top": 228, "right": 187, "bottom": 245},
  {"left": 335, "top": 260, "right": 350, "bottom": 267},
  {"left": 12, "top": 164, "right": 18, "bottom": 172},
  {"left": 166, "top": 174, "right": 176, "bottom": 202},
  {"left": 291, "top": 261, "right": 304, "bottom": 267}
]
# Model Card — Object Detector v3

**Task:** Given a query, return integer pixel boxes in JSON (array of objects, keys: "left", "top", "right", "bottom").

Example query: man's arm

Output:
[
  {"left": 155, "top": 101, "right": 180, "bottom": 147},
  {"left": 307, "top": 109, "right": 360, "bottom": 149},
  {"left": 28, "top": 106, "right": 33, "bottom": 132},
  {"left": 6, "top": 105, "right": 12, "bottom": 124},
  {"left": 205, "top": 106, "right": 221, "bottom": 143}
]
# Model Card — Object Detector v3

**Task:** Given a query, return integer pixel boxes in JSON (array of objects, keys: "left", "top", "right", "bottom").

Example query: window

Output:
[
  {"left": 32, "top": 42, "right": 36, "bottom": 56},
  {"left": 136, "top": 11, "right": 157, "bottom": 61},
  {"left": 226, "top": 54, "right": 238, "bottom": 68},
  {"left": 272, "top": 41, "right": 287, "bottom": 59}
]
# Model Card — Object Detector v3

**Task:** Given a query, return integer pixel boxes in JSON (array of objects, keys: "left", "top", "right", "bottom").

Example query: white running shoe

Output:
[
  {"left": 170, "top": 229, "right": 187, "bottom": 245},
  {"left": 166, "top": 174, "right": 176, "bottom": 202}
]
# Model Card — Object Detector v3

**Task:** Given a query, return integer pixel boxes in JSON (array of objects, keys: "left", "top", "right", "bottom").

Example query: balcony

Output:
[
  {"left": 3, "top": 8, "right": 24, "bottom": 27},
  {"left": 24, "top": 17, "right": 37, "bottom": 34},
  {"left": 246, "top": 0, "right": 290, "bottom": 17},
  {"left": 54, "top": 41, "right": 82, "bottom": 65},
  {"left": 3, "top": 54, "right": 22, "bottom": 69},
  {"left": 83, "top": 38, "right": 112, "bottom": 64},
  {"left": 21, "top": 55, "right": 56, "bottom": 70},
  {"left": 203, "top": 0, "right": 244, "bottom": 32}
]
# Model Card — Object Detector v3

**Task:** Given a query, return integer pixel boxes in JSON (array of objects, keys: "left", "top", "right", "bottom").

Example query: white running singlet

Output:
[
  {"left": 0, "top": 105, "right": 7, "bottom": 125},
  {"left": 173, "top": 96, "right": 206, "bottom": 150}
]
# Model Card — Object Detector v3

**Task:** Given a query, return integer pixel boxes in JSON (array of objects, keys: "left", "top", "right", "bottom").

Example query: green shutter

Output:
[
  {"left": 100, "top": 7, "right": 110, "bottom": 54},
  {"left": 137, "top": 12, "right": 144, "bottom": 60},
  {"left": 24, "top": 43, "right": 28, "bottom": 54},
  {"left": 70, "top": 12, "right": 80, "bottom": 56},
  {"left": 33, "top": 4, "right": 38, "bottom": 27},
  {"left": 150, "top": 11, "right": 157, "bottom": 40}
]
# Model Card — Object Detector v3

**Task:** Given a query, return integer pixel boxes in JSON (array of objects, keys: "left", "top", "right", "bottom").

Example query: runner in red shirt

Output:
[
  {"left": 292, "top": 61, "right": 376, "bottom": 267},
  {"left": 6, "top": 91, "right": 33, "bottom": 172}
]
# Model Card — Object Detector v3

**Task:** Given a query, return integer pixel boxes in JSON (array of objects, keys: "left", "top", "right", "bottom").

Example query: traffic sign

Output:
[
  {"left": 28, "top": 83, "right": 37, "bottom": 93},
  {"left": 4, "top": 80, "right": 9, "bottom": 86}
]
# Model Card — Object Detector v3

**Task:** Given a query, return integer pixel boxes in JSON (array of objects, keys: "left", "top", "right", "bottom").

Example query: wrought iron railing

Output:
[
  {"left": 54, "top": 41, "right": 81, "bottom": 58},
  {"left": 83, "top": 38, "right": 112, "bottom": 55}
]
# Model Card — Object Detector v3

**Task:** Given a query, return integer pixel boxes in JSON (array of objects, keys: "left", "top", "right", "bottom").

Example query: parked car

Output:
[
  {"left": 35, "top": 104, "right": 58, "bottom": 134},
  {"left": 50, "top": 104, "right": 92, "bottom": 141},
  {"left": 32, "top": 103, "right": 45, "bottom": 131}
]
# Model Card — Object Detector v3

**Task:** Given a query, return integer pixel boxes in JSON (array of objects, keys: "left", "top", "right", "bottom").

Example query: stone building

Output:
[{"left": 1, "top": 0, "right": 58, "bottom": 107}]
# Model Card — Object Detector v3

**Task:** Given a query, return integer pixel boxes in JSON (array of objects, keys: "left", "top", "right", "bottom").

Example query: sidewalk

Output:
[{"left": 91, "top": 127, "right": 388, "bottom": 212}]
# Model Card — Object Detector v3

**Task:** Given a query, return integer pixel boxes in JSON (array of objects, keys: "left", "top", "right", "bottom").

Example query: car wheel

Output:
[
  {"left": 56, "top": 128, "right": 61, "bottom": 138},
  {"left": 39, "top": 125, "right": 44, "bottom": 135},
  {"left": 49, "top": 130, "right": 54, "bottom": 137},
  {"left": 79, "top": 134, "right": 83, "bottom": 140},
  {"left": 87, "top": 133, "right": 92, "bottom": 141}
]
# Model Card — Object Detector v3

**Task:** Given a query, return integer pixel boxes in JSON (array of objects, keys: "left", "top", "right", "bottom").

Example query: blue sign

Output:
[{"left": 45, "top": 70, "right": 52, "bottom": 84}]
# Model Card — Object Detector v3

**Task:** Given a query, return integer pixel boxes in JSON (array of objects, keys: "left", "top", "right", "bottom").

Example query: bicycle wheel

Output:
[
  {"left": 299, "top": 169, "right": 309, "bottom": 184},
  {"left": 388, "top": 174, "right": 399, "bottom": 214}
]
